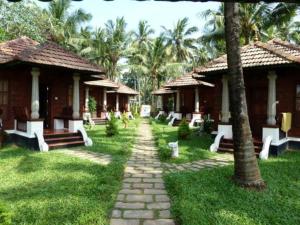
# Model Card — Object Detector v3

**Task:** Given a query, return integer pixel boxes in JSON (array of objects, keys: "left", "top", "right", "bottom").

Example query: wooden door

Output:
[
  {"left": 247, "top": 87, "right": 267, "bottom": 138},
  {"left": 39, "top": 84, "right": 52, "bottom": 129}
]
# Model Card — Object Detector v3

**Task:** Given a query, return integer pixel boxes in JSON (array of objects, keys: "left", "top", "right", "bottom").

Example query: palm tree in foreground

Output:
[{"left": 224, "top": 2, "right": 265, "bottom": 189}]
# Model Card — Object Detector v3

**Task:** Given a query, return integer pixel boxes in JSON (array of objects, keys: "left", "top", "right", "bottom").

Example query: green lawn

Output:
[
  {"left": 150, "top": 120, "right": 216, "bottom": 163},
  {"left": 165, "top": 151, "right": 300, "bottom": 225},
  {"left": 0, "top": 119, "right": 139, "bottom": 225},
  {"left": 85, "top": 119, "right": 140, "bottom": 158}
]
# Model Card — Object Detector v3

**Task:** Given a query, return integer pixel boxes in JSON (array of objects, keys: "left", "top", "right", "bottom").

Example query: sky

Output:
[{"left": 35, "top": 0, "right": 221, "bottom": 36}]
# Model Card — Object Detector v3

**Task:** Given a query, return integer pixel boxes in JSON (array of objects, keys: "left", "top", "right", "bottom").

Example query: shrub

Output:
[
  {"left": 158, "top": 114, "right": 167, "bottom": 123},
  {"left": 106, "top": 112, "right": 119, "bottom": 136},
  {"left": 88, "top": 96, "right": 97, "bottom": 113},
  {"left": 0, "top": 201, "right": 12, "bottom": 225},
  {"left": 121, "top": 113, "right": 129, "bottom": 128},
  {"left": 157, "top": 138, "right": 172, "bottom": 160},
  {"left": 203, "top": 115, "right": 214, "bottom": 134},
  {"left": 178, "top": 118, "right": 191, "bottom": 140}
]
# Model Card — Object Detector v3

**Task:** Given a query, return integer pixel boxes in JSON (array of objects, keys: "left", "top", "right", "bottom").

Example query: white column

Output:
[
  {"left": 267, "top": 71, "right": 277, "bottom": 125},
  {"left": 103, "top": 88, "right": 107, "bottom": 111},
  {"left": 221, "top": 75, "right": 230, "bottom": 123},
  {"left": 176, "top": 90, "right": 180, "bottom": 112},
  {"left": 194, "top": 87, "right": 200, "bottom": 113},
  {"left": 116, "top": 93, "right": 119, "bottom": 111},
  {"left": 85, "top": 87, "right": 89, "bottom": 111},
  {"left": 160, "top": 96, "right": 164, "bottom": 110},
  {"left": 72, "top": 73, "right": 80, "bottom": 119},
  {"left": 127, "top": 95, "right": 131, "bottom": 112},
  {"left": 31, "top": 67, "right": 40, "bottom": 119}
]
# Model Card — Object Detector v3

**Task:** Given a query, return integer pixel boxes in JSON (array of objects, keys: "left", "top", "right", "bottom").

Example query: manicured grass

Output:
[
  {"left": 165, "top": 151, "right": 300, "bottom": 225},
  {"left": 150, "top": 120, "right": 216, "bottom": 163},
  {"left": 0, "top": 119, "right": 140, "bottom": 225},
  {"left": 85, "top": 119, "right": 140, "bottom": 158}
]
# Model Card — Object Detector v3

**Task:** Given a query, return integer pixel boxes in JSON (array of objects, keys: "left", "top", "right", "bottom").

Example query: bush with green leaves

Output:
[
  {"left": 157, "top": 138, "right": 172, "bottom": 160},
  {"left": 178, "top": 118, "right": 191, "bottom": 140},
  {"left": 158, "top": 114, "right": 167, "bottom": 123},
  {"left": 121, "top": 113, "right": 129, "bottom": 128},
  {"left": 0, "top": 201, "right": 12, "bottom": 225},
  {"left": 88, "top": 96, "right": 97, "bottom": 113},
  {"left": 106, "top": 112, "right": 119, "bottom": 136},
  {"left": 203, "top": 115, "right": 214, "bottom": 134}
]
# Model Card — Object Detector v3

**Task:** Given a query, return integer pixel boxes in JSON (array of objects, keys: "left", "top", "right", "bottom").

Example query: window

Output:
[
  {"left": 68, "top": 85, "right": 73, "bottom": 106},
  {"left": 296, "top": 85, "right": 300, "bottom": 111},
  {"left": 0, "top": 80, "right": 8, "bottom": 105}
]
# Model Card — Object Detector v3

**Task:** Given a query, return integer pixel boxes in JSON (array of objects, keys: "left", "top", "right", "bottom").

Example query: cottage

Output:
[
  {"left": 153, "top": 72, "right": 214, "bottom": 127},
  {"left": 193, "top": 39, "right": 300, "bottom": 155},
  {"left": 0, "top": 37, "right": 105, "bottom": 151},
  {"left": 84, "top": 79, "right": 138, "bottom": 123}
]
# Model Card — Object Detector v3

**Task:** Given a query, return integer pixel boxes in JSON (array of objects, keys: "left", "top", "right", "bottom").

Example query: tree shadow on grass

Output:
[{"left": 165, "top": 152, "right": 300, "bottom": 225}]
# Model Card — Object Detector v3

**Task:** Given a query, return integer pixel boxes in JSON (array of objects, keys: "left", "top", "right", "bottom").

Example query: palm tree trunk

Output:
[{"left": 224, "top": 2, "right": 265, "bottom": 189}]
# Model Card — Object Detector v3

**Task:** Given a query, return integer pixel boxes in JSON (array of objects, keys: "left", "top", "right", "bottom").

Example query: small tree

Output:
[
  {"left": 178, "top": 118, "right": 191, "bottom": 140},
  {"left": 106, "top": 112, "right": 119, "bottom": 136},
  {"left": 88, "top": 96, "right": 97, "bottom": 114},
  {"left": 121, "top": 113, "right": 129, "bottom": 128}
]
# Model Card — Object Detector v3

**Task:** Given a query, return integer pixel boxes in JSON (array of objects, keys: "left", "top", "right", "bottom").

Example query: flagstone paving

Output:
[
  {"left": 162, "top": 154, "right": 233, "bottom": 173},
  {"left": 110, "top": 121, "right": 175, "bottom": 225},
  {"left": 59, "top": 149, "right": 112, "bottom": 165}
]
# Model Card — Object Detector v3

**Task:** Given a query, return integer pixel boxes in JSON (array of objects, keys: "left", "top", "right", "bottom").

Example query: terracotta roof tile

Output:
[
  {"left": 0, "top": 37, "right": 104, "bottom": 74},
  {"left": 152, "top": 88, "right": 176, "bottom": 95},
  {"left": 86, "top": 78, "right": 138, "bottom": 95},
  {"left": 194, "top": 39, "right": 300, "bottom": 75},
  {"left": 164, "top": 72, "right": 214, "bottom": 88},
  {"left": 85, "top": 79, "right": 119, "bottom": 88}
]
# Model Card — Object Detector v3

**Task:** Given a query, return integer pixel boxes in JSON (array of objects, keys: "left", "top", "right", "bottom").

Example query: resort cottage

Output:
[
  {"left": 84, "top": 79, "right": 138, "bottom": 124},
  {"left": 0, "top": 37, "right": 105, "bottom": 151},
  {"left": 193, "top": 39, "right": 300, "bottom": 156},
  {"left": 153, "top": 72, "right": 214, "bottom": 127}
]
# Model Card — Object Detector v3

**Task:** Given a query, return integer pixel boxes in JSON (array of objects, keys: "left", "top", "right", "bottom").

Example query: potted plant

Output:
[{"left": 88, "top": 96, "right": 97, "bottom": 118}]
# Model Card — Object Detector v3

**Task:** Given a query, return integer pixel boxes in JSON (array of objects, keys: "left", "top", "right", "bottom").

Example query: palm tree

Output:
[
  {"left": 46, "top": 0, "right": 92, "bottom": 44},
  {"left": 162, "top": 17, "right": 198, "bottom": 63},
  {"left": 201, "top": 2, "right": 299, "bottom": 54},
  {"left": 224, "top": 2, "right": 265, "bottom": 189},
  {"left": 132, "top": 20, "right": 154, "bottom": 50},
  {"left": 127, "top": 20, "right": 154, "bottom": 104},
  {"left": 145, "top": 36, "right": 168, "bottom": 106},
  {"left": 105, "top": 17, "right": 129, "bottom": 80}
]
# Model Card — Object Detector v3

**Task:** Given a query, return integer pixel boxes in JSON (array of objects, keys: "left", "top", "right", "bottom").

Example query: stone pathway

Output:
[
  {"left": 162, "top": 154, "right": 233, "bottom": 173},
  {"left": 110, "top": 121, "right": 175, "bottom": 225},
  {"left": 59, "top": 149, "right": 112, "bottom": 165}
]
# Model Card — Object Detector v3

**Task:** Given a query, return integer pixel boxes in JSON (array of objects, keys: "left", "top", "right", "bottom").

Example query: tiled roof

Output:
[
  {"left": 164, "top": 72, "right": 214, "bottom": 88},
  {"left": 85, "top": 79, "right": 119, "bottom": 88},
  {"left": 87, "top": 78, "right": 138, "bottom": 95},
  {"left": 152, "top": 88, "right": 176, "bottom": 95},
  {"left": 0, "top": 37, "right": 104, "bottom": 74},
  {"left": 114, "top": 83, "right": 139, "bottom": 95},
  {"left": 194, "top": 39, "right": 300, "bottom": 76}
]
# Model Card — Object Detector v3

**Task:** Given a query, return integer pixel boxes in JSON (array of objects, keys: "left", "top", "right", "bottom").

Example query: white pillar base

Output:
[
  {"left": 218, "top": 124, "right": 232, "bottom": 139},
  {"left": 262, "top": 127, "right": 280, "bottom": 144},
  {"left": 189, "top": 113, "right": 203, "bottom": 127},
  {"left": 168, "top": 113, "right": 182, "bottom": 126}
]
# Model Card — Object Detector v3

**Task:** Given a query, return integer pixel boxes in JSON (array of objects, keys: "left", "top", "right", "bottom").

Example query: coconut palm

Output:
[
  {"left": 201, "top": 2, "right": 299, "bottom": 55},
  {"left": 132, "top": 20, "right": 154, "bottom": 50},
  {"left": 224, "top": 2, "right": 266, "bottom": 189},
  {"left": 162, "top": 17, "right": 198, "bottom": 63},
  {"left": 105, "top": 17, "right": 129, "bottom": 80},
  {"left": 46, "top": 0, "right": 92, "bottom": 44}
]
